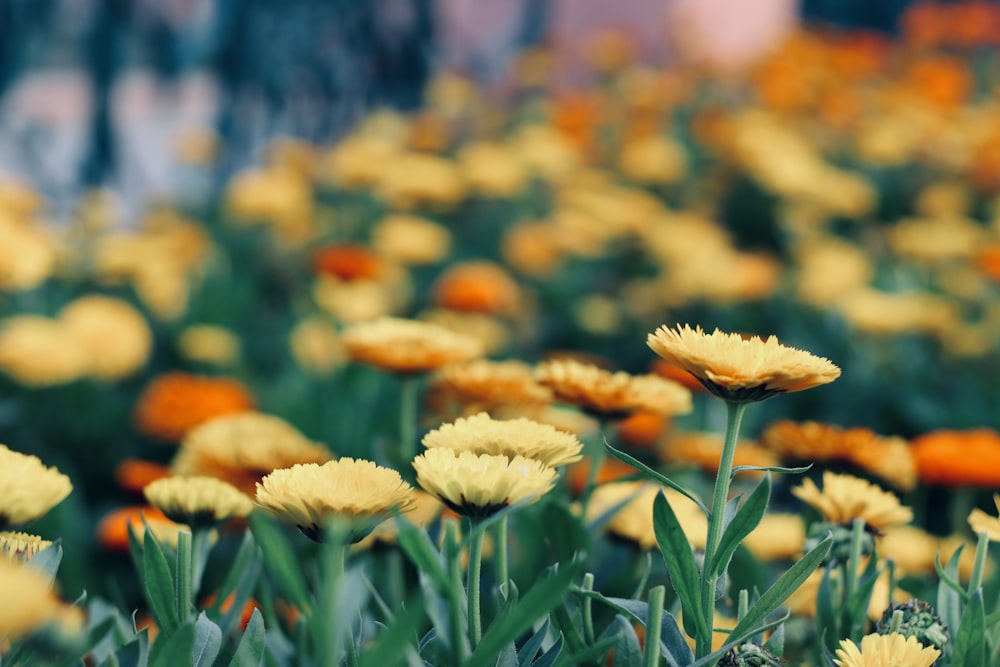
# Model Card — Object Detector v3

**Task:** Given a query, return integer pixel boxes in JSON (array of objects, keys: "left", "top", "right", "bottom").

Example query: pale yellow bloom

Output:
[
  {"left": 342, "top": 317, "right": 482, "bottom": 374},
  {"left": 60, "top": 295, "right": 153, "bottom": 380},
  {"left": 0, "top": 531, "right": 53, "bottom": 562},
  {"left": 256, "top": 458, "right": 415, "bottom": 541},
  {"left": 289, "top": 316, "right": 346, "bottom": 376},
  {"left": 618, "top": 135, "right": 687, "bottom": 185},
  {"left": 413, "top": 449, "right": 557, "bottom": 519},
  {"left": 418, "top": 309, "right": 510, "bottom": 356},
  {"left": 178, "top": 325, "right": 241, "bottom": 367},
  {"left": 457, "top": 142, "right": 529, "bottom": 198},
  {"left": 0, "top": 214, "right": 57, "bottom": 291},
  {"left": 0, "top": 316, "right": 89, "bottom": 387},
  {"left": 372, "top": 214, "right": 451, "bottom": 266},
  {"left": 375, "top": 153, "right": 465, "bottom": 210},
  {"left": 0, "top": 558, "right": 64, "bottom": 639},
  {"left": 586, "top": 482, "right": 706, "bottom": 551},
  {"left": 885, "top": 216, "right": 985, "bottom": 264},
  {"left": 743, "top": 514, "right": 806, "bottom": 562},
  {"left": 878, "top": 526, "right": 941, "bottom": 575},
  {"left": 428, "top": 360, "right": 552, "bottom": 411},
  {"left": 354, "top": 491, "right": 442, "bottom": 550},
  {"left": 314, "top": 277, "right": 396, "bottom": 324},
  {"left": 422, "top": 412, "right": 582, "bottom": 468},
  {"left": 647, "top": 324, "right": 841, "bottom": 402},
  {"left": 835, "top": 288, "right": 957, "bottom": 338},
  {"left": 792, "top": 472, "right": 912, "bottom": 532},
  {"left": 0, "top": 445, "right": 72, "bottom": 528},
  {"left": 144, "top": 476, "right": 254, "bottom": 528},
  {"left": 968, "top": 494, "right": 1000, "bottom": 541},
  {"left": 834, "top": 633, "right": 940, "bottom": 667}
]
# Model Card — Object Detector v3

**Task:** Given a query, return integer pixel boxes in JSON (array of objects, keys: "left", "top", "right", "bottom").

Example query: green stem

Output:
[
  {"left": 737, "top": 589, "right": 749, "bottom": 623},
  {"left": 951, "top": 487, "right": 977, "bottom": 536},
  {"left": 643, "top": 585, "right": 666, "bottom": 667},
  {"left": 841, "top": 518, "right": 866, "bottom": 637},
  {"left": 399, "top": 374, "right": 420, "bottom": 471},
  {"left": 191, "top": 528, "right": 211, "bottom": 595},
  {"left": 495, "top": 515, "right": 509, "bottom": 597},
  {"left": 582, "top": 573, "right": 596, "bottom": 645},
  {"left": 579, "top": 420, "right": 609, "bottom": 518},
  {"left": 176, "top": 530, "right": 193, "bottom": 622},
  {"left": 697, "top": 400, "right": 747, "bottom": 659},
  {"left": 467, "top": 525, "right": 486, "bottom": 649},
  {"left": 445, "top": 522, "right": 468, "bottom": 666},
  {"left": 968, "top": 531, "right": 990, "bottom": 594}
]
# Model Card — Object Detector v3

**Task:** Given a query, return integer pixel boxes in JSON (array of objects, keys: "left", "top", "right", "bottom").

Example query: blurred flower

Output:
[
  {"left": 133, "top": 373, "right": 256, "bottom": 442},
  {"left": 314, "top": 276, "right": 398, "bottom": 324},
  {"left": 342, "top": 317, "right": 482, "bottom": 375},
  {"left": 226, "top": 167, "right": 315, "bottom": 244},
  {"left": 96, "top": 506, "right": 186, "bottom": 551},
  {"left": 173, "top": 126, "right": 219, "bottom": 165},
  {"left": 422, "top": 412, "right": 582, "bottom": 468},
  {"left": 432, "top": 261, "right": 521, "bottom": 317},
  {"left": 0, "top": 178, "right": 44, "bottom": 217},
  {"left": 911, "top": 428, "right": 1000, "bottom": 487},
  {"left": 172, "top": 412, "right": 331, "bottom": 496},
  {"left": 256, "top": 458, "right": 415, "bottom": 542},
  {"left": 289, "top": 316, "right": 346, "bottom": 376},
  {"left": 0, "top": 531, "right": 53, "bottom": 562},
  {"left": 585, "top": 29, "right": 636, "bottom": 73},
  {"left": 536, "top": 358, "right": 692, "bottom": 419},
  {"left": 792, "top": 472, "right": 912, "bottom": 533},
  {"left": 376, "top": 153, "right": 465, "bottom": 210},
  {"left": 835, "top": 287, "right": 958, "bottom": 339},
  {"left": 144, "top": 476, "right": 254, "bottom": 529},
  {"left": 915, "top": 181, "right": 972, "bottom": 218},
  {"left": 500, "top": 221, "right": 565, "bottom": 277},
  {"left": 457, "top": 142, "right": 529, "bottom": 198},
  {"left": 618, "top": 135, "right": 687, "bottom": 185},
  {"left": 968, "top": 494, "right": 1000, "bottom": 541},
  {"left": 616, "top": 411, "right": 670, "bottom": 449},
  {"left": 419, "top": 309, "right": 509, "bottom": 356},
  {"left": 267, "top": 136, "right": 319, "bottom": 177},
  {"left": 60, "top": 295, "right": 153, "bottom": 380},
  {"left": 649, "top": 359, "right": 708, "bottom": 393},
  {"left": 885, "top": 216, "right": 985, "bottom": 264},
  {"left": 0, "top": 558, "right": 66, "bottom": 640},
  {"left": 759, "top": 421, "right": 916, "bottom": 491},
  {"left": 428, "top": 360, "right": 551, "bottom": 413},
  {"left": 587, "top": 482, "right": 706, "bottom": 550},
  {"left": 833, "top": 633, "right": 940, "bottom": 667},
  {"left": 115, "top": 459, "right": 171, "bottom": 496},
  {"left": 413, "top": 449, "right": 557, "bottom": 520},
  {"left": 878, "top": 526, "right": 942, "bottom": 576},
  {"left": 0, "top": 445, "right": 72, "bottom": 529},
  {"left": 311, "top": 244, "right": 384, "bottom": 281},
  {"left": 354, "top": 491, "right": 442, "bottom": 550},
  {"left": 743, "top": 514, "right": 805, "bottom": 562},
  {"left": 791, "top": 238, "right": 874, "bottom": 307},
  {"left": 323, "top": 135, "right": 402, "bottom": 189},
  {"left": 647, "top": 324, "right": 841, "bottom": 402},
  {"left": 0, "top": 316, "right": 89, "bottom": 387},
  {"left": 178, "top": 325, "right": 242, "bottom": 367},
  {"left": 565, "top": 458, "right": 635, "bottom": 497},
  {"left": 508, "top": 125, "right": 581, "bottom": 182},
  {"left": 572, "top": 295, "right": 623, "bottom": 336},
  {"left": 657, "top": 431, "right": 779, "bottom": 479},
  {"left": 372, "top": 214, "right": 451, "bottom": 266},
  {"left": 0, "top": 214, "right": 58, "bottom": 291}
]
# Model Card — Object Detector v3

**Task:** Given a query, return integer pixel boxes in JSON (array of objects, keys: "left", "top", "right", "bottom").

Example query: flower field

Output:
[{"left": 4, "top": 5, "right": 1000, "bottom": 665}]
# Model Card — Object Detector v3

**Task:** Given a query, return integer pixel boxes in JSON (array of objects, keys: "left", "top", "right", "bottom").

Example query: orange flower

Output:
[
  {"left": 911, "top": 429, "right": 1000, "bottom": 487},
  {"left": 566, "top": 458, "right": 635, "bottom": 497},
  {"left": 115, "top": 459, "right": 171, "bottom": 495},
  {"left": 616, "top": 411, "right": 669, "bottom": 449},
  {"left": 432, "top": 261, "right": 521, "bottom": 316},
  {"left": 97, "top": 506, "right": 182, "bottom": 552},
  {"left": 974, "top": 244, "right": 1000, "bottom": 282},
  {"left": 311, "top": 244, "right": 383, "bottom": 281},
  {"left": 904, "top": 55, "right": 971, "bottom": 109},
  {"left": 133, "top": 372, "right": 256, "bottom": 442},
  {"left": 202, "top": 593, "right": 259, "bottom": 630},
  {"left": 657, "top": 432, "right": 779, "bottom": 478},
  {"left": 649, "top": 359, "right": 707, "bottom": 393}
]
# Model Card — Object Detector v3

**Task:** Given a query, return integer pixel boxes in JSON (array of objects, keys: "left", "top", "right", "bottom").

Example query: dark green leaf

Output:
[
  {"left": 516, "top": 620, "right": 550, "bottom": 664},
  {"left": 533, "top": 636, "right": 564, "bottom": 667},
  {"left": 356, "top": 600, "right": 426, "bottom": 667},
  {"left": 228, "top": 608, "right": 266, "bottom": 667},
  {"left": 192, "top": 613, "right": 222, "bottom": 667},
  {"left": 148, "top": 621, "right": 196, "bottom": 667},
  {"left": 396, "top": 519, "right": 450, "bottom": 593},
  {"left": 603, "top": 616, "right": 641, "bottom": 667},
  {"left": 653, "top": 491, "right": 708, "bottom": 640},
  {"left": 709, "top": 475, "right": 771, "bottom": 578},
  {"left": 605, "top": 440, "right": 709, "bottom": 515},
  {"left": 952, "top": 588, "right": 986, "bottom": 667},
  {"left": 143, "top": 526, "right": 180, "bottom": 633},
  {"left": 248, "top": 514, "right": 310, "bottom": 610}
]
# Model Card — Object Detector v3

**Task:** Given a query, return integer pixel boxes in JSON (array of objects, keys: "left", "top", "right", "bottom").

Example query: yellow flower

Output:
[
  {"left": 878, "top": 526, "right": 941, "bottom": 575},
  {"left": 428, "top": 360, "right": 552, "bottom": 413},
  {"left": 342, "top": 317, "right": 482, "bottom": 375},
  {"left": 457, "top": 142, "right": 529, "bottom": 198},
  {"left": 743, "top": 514, "right": 806, "bottom": 562},
  {"left": 289, "top": 316, "right": 346, "bottom": 376},
  {"left": 172, "top": 413, "right": 331, "bottom": 496},
  {"left": 412, "top": 449, "right": 556, "bottom": 520},
  {"left": 835, "top": 288, "right": 957, "bottom": 338},
  {"left": 375, "top": 153, "right": 465, "bottom": 210},
  {"left": 0, "top": 214, "right": 57, "bottom": 291},
  {"left": 535, "top": 358, "right": 692, "bottom": 418},
  {"left": 422, "top": 412, "right": 582, "bottom": 468},
  {"left": 418, "top": 309, "right": 510, "bottom": 356},
  {"left": 834, "top": 633, "right": 940, "bottom": 667},
  {"left": 60, "top": 295, "right": 153, "bottom": 380},
  {"left": 178, "top": 325, "right": 241, "bottom": 367},
  {"left": 256, "top": 458, "right": 415, "bottom": 542},
  {"left": 647, "top": 324, "right": 841, "bottom": 402},
  {"left": 354, "top": 491, "right": 442, "bottom": 550},
  {"left": 618, "top": 135, "right": 687, "bottom": 185},
  {"left": 144, "top": 476, "right": 254, "bottom": 528},
  {"left": 792, "top": 472, "right": 912, "bottom": 533},
  {"left": 372, "top": 214, "right": 451, "bottom": 266},
  {"left": 968, "top": 494, "right": 1000, "bottom": 541},
  {"left": 0, "top": 445, "right": 72, "bottom": 529},
  {"left": 586, "top": 482, "right": 707, "bottom": 551},
  {"left": 657, "top": 431, "right": 779, "bottom": 479},
  {"left": 0, "top": 531, "right": 53, "bottom": 562},
  {"left": 0, "top": 316, "right": 89, "bottom": 387},
  {"left": 0, "top": 558, "right": 65, "bottom": 640}
]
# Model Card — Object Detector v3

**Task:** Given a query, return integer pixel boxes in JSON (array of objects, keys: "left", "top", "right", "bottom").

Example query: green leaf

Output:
[
  {"left": 729, "top": 464, "right": 812, "bottom": 476},
  {"left": 228, "top": 608, "right": 266, "bottom": 667},
  {"left": 148, "top": 621, "right": 196, "bottom": 667},
  {"left": 516, "top": 620, "right": 551, "bottom": 664},
  {"left": 248, "top": 514, "right": 310, "bottom": 611},
  {"left": 844, "top": 558, "right": 881, "bottom": 639},
  {"left": 652, "top": 491, "right": 708, "bottom": 641},
  {"left": 464, "top": 561, "right": 583, "bottom": 667},
  {"left": 192, "top": 613, "right": 222, "bottom": 667},
  {"left": 708, "top": 475, "right": 771, "bottom": 578},
  {"left": 816, "top": 566, "right": 839, "bottom": 652},
  {"left": 531, "top": 636, "right": 564, "bottom": 667},
  {"left": 727, "top": 536, "right": 832, "bottom": 644},
  {"left": 603, "top": 616, "right": 641, "bottom": 667},
  {"left": 143, "top": 525, "right": 180, "bottom": 633},
  {"left": 952, "top": 588, "right": 986, "bottom": 667},
  {"left": 25, "top": 541, "right": 63, "bottom": 586},
  {"left": 605, "top": 440, "right": 709, "bottom": 515},
  {"left": 937, "top": 546, "right": 967, "bottom": 653},
  {"left": 356, "top": 599, "right": 426, "bottom": 667},
  {"left": 396, "top": 519, "right": 450, "bottom": 593}
]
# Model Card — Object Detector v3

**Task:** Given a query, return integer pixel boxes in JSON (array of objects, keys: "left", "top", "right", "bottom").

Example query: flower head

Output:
[
  {"left": 536, "top": 358, "right": 692, "bottom": 419},
  {"left": 428, "top": 360, "right": 552, "bottom": 413},
  {"left": 0, "top": 531, "right": 53, "bottom": 562},
  {"left": 0, "top": 316, "right": 89, "bottom": 387},
  {"left": 834, "top": 633, "right": 940, "bottom": 667},
  {"left": 256, "top": 458, "right": 415, "bottom": 542},
  {"left": 413, "top": 449, "right": 557, "bottom": 520},
  {"left": 0, "top": 558, "right": 65, "bottom": 640},
  {"left": 792, "top": 472, "right": 912, "bottom": 533},
  {"left": 134, "top": 373, "right": 256, "bottom": 442},
  {"left": 432, "top": 261, "right": 521, "bottom": 316},
  {"left": 0, "top": 445, "right": 72, "bottom": 529},
  {"left": 911, "top": 428, "right": 1000, "bottom": 487},
  {"left": 177, "top": 325, "right": 241, "bottom": 367},
  {"left": 657, "top": 431, "right": 779, "bottom": 478},
  {"left": 647, "top": 324, "right": 841, "bottom": 402},
  {"left": 144, "top": 476, "right": 254, "bottom": 528},
  {"left": 422, "top": 412, "right": 583, "bottom": 468},
  {"left": 874, "top": 599, "right": 949, "bottom": 652},
  {"left": 586, "top": 482, "right": 707, "bottom": 550},
  {"left": 968, "top": 494, "right": 1000, "bottom": 541},
  {"left": 60, "top": 295, "right": 153, "bottom": 380},
  {"left": 342, "top": 317, "right": 482, "bottom": 375}
]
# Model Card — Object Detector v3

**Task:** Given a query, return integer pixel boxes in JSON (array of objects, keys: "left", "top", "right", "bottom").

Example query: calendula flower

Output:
[
  {"left": 144, "top": 476, "right": 254, "bottom": 529},
  {"left": 134, "top": 373, "right": 256, "bottom": 442},
  {"left": 354, "top": 491, "right": 443, "bottom": 550},
  {"left": 911, "top": 428, "right": 1000, "bottom": 487},
  {"left": 432, "top": 261, "right": 522, "bottom": 317},
  {"left": 96, "top": 506, "right": 186, "bottom": 552},
  {"left": 0, "top": 445, "right": 72, "bottom": 529},
  {"left": 59, "top": 295, "right": 153, "bottom": 380},
  {"left": 657, "top": 431, "right": 779, "bottom": 478},
  {"left": 878, "top": 526, "right": 942, "bottom": 575},
  {"left": 342, "top": 317, "right": 482, "bottom": 375},
  {"left": 412, "top": 449, "right": 557, "bottom": 520},
  {"left": 968, "top": 494, "right": 1000, "bottom": 541},
  {"left": 647, "top": 325, "right": 840, "bottom": 402},
  {"left": 422, "top": 412, "right": 583, "bottom": 468},
  {"left": 0, "top": 316, "right": 90, "bottom": 387},
  {"left": 792, "top": 472, "right": 912, "bottom": 533},
  {"left": 834, "top": 633, "right": 940, "bottom": 667},
  {"left": 172, "top": 412, "right": 331, "bottom": 496},
  {"left": 256, "top": 458, "right": 415, "bottom": 542},
  {"left": 586, "top": 482, "right": 707, "bottom": 550},
  {"left": 427, "top": 360, "right": 551, "bottom": 416},
  {"left": 288, "top": 316, "right": 346, "bottom": 376},
  {"left": 0, "top": 558, "right": 65, "bottom": 640},
  {"left": 177, "top": 325, "right": 241, "bottom": 367},
  {"left": 0, "top": 531, "right": 53, "bottom": 562},
  {"left": 311, "top": 244, "right": 385, "bottom": 281},
  {"left": 536, "top": 358, "right": 692, "bottom": 419},
  {"left": 372, "top": 214, "right": 451, "bottom": 266},
  {"left": 743, "top": 514, "right": 806, "bottom": 562},
  {"left": 115, "top": 459, "right": 171, "bottom": 495}
]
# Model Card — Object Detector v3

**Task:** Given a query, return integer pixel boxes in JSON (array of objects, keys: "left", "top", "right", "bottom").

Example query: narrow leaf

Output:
[
  {"left": 148, "top": 621, "right": 196, "bottom": 667},
  {"left": 709, "top": 475, "right": 771, "bottom": 578},
  {"left": 952, "top": 588, "right": 986, "bottom": 667},
  {"left": 602, "top": 616, "right": 641, "bottom": 667},
  {"left": 191, "top": 613, "right": 222, "bottom": 667},
  {"left": 248, "top": 514, "right": 310, "bottom": 610},
  {"left": 516, "top": 620, "right": 550, "bottom": 664},
  {"left": 730, "top": 464, "right": 811, "bottom": 476},
  {"left": 228, "top": 608, "right": 266, "bottom": 667},
  {"left": 396, "top": 519, "right": 450, "bottom": 593},
  {"left": 653, "top": 492, "right": 708, "bottom": 640},
  {"left": 143, "top": 525, "right": 180, "bottom": 633},
  {"left": 605, "top": 440, "right": 709, "bottom": 515}
]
